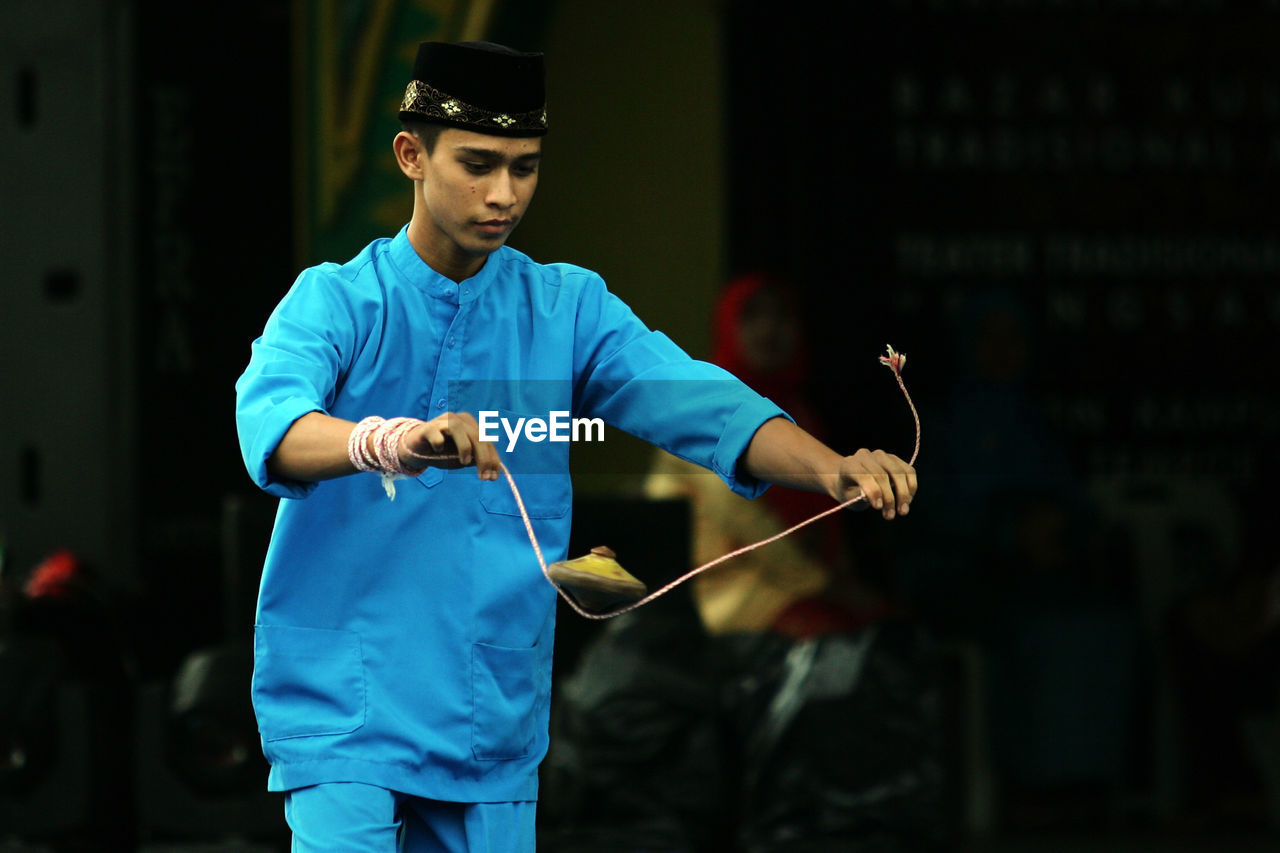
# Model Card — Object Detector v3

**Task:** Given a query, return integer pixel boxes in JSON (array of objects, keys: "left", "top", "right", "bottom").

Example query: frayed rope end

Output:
[{"left": 878, "top": 344, "right": 906, "bottom": 374}]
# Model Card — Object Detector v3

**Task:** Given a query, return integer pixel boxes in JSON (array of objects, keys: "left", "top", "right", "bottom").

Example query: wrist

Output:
[{"left": 348, "top": 416, "right": 426, "bottom": 476}]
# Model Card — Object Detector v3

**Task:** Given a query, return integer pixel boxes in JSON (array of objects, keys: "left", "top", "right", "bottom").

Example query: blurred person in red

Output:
[{"left": 645, "top": 271, "right": 893, "bottom": 638}]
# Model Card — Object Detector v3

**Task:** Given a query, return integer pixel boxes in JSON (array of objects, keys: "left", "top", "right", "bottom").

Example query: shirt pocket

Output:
[
  {"left": 471, "top": 641, "right": 537, "bottom": 760},
  {"left": 252, "top": 625, "right": 366, "bottom": 741},
  {"left": 478, "top": 408, "right": 571, "bottom": 519},
  {"left": 412, "top": 467, "right": 444, "bottom": 489}
]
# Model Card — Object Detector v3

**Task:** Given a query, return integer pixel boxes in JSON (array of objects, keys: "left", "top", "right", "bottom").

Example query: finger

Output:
[
  {"left": 401, "top": 425, "right": 449, "bottom": 463},
  {"left": 844, "top": 450, "right": 881, "bottom": 510},
  {"left": 902, "top": 466, "right": 919, "bottom": 513},
  {"left": 474, "top": 438, "right": 502, "bottom": 481},
  {"left": 444, "top": 416, "right": 476, "bottom": 466},
  {"left": 874, "top": 471, "right": 897, "bottom": 519},
  {"left": 843, "top": 468, "right": 878, "bottom": 509},
  {"left": 854, "top": 471, "right": 891, "bottom": 516},
  {"left": 426, "top": 436, "right": 460, "bottom": 461},
  {"left": 890, "top": 473, "right": 910, "bottom": 515},
  {"left": 888, "top": 465, "right": 917, "bottom": 515},
  {"left": 429, "top": 433, "right": 460, "bottom": 458}
]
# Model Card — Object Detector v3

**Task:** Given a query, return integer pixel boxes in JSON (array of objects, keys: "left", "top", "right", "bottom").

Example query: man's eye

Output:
[
  {"left": 464, "top": 162, "right": 490, "bottom": 174},
  {"left": 513, "top": 166, "right": 537, "bottom": 177}
]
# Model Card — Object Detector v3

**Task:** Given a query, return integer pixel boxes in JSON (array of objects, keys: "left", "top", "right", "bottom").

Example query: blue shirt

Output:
[{"left": 234, "top": 227, "right": 786, "bottom": 801}]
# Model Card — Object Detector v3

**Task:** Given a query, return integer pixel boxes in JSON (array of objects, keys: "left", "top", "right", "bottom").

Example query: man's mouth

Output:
[{"left": 476, "top": 219, "right": 513, "bottom": 235}]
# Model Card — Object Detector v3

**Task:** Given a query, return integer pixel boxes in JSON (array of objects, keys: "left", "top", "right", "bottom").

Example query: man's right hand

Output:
[{"left": 401, "top": 411, "right": 502, "bottom": 481}]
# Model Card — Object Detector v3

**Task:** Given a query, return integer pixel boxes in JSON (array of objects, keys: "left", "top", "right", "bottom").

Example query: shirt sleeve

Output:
[
  {"left": 234, "top": 266, "right": 362, "bottom": 499},
  {"left": 569, "top": 272, "right": 791, "bottom": 499}
]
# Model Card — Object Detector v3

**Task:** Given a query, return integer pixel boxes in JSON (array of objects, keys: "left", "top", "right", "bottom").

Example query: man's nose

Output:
[{"left": 486, "top": 171, "right": 517, "bottom": 208}]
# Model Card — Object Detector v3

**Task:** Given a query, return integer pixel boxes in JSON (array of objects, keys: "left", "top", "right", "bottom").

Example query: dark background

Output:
[{"left": 2, "top": 0, "right": 1278, "bottom": 850}]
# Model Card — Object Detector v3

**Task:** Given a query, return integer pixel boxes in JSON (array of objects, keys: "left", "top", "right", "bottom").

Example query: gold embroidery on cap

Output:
[{"left": 401, "top": 80, "right": 547, "bottom": 132}]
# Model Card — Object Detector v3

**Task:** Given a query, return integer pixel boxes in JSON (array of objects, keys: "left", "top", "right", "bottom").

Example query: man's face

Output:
[{"left": 414, "top": 127, "right": 542, "bottom": 272}]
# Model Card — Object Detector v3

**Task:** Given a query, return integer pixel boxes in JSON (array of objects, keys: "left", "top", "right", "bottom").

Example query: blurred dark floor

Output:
[
  {"left": 3, "top": 826, "right": 1278, "bottom": 852},
  {"left": 969, "top": 834, "right": 1277, "bottom": 853}
]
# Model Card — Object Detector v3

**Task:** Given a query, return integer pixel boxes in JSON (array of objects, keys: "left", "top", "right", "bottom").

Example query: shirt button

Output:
[
  {"left": 448, "top": 336, "right": 456, "bottom": 348},
  {"left": 437, "top": 399, "right": 446, "bottom": 409}
]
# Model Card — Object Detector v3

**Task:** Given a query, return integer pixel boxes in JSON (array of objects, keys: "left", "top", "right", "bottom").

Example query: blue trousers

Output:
[{"left": 284, "top": 782, "right": 537, "bottom": 853}]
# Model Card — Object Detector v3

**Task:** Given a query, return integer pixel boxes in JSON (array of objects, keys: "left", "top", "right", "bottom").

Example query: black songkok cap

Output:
[{"left": 399, "top": 41, "right": 548, "bottom": 137}]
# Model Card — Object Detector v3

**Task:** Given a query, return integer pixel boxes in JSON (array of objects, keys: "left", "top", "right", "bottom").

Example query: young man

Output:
[{"left": 235, "top": 41, "right": 916, "bottom": 852}]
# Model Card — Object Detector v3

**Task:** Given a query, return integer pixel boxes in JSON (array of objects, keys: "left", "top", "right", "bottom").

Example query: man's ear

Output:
[{"left": 393, "top": 131, "right": 425, "bottom": 180}]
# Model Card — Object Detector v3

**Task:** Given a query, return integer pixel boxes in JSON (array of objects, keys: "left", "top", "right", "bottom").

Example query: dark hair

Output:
[{"left": 401, "top": 120, "right": 446, "bottom": 153}]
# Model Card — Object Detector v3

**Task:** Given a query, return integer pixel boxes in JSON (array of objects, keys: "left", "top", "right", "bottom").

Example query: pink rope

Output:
[
  {"left": 508, "top": 345, "right": 921, "bottom": 621},
  {"left": 350, "top": 415, "right": 430, "bottom": 499}
]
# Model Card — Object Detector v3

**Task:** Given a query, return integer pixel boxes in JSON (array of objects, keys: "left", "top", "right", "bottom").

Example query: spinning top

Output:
[{"left": 547, "top": 546, "right": 647, "bottom": 613}]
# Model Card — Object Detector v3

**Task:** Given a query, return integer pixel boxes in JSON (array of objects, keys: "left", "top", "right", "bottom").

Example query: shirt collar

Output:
[{"left": 389, "top": 225, "right": 502, "bottom": 304}]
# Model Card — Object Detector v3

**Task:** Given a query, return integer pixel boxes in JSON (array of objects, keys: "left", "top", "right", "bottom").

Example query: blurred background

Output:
[{"left": 2, "top": 0, "right": 1278, "bottom": 851}]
